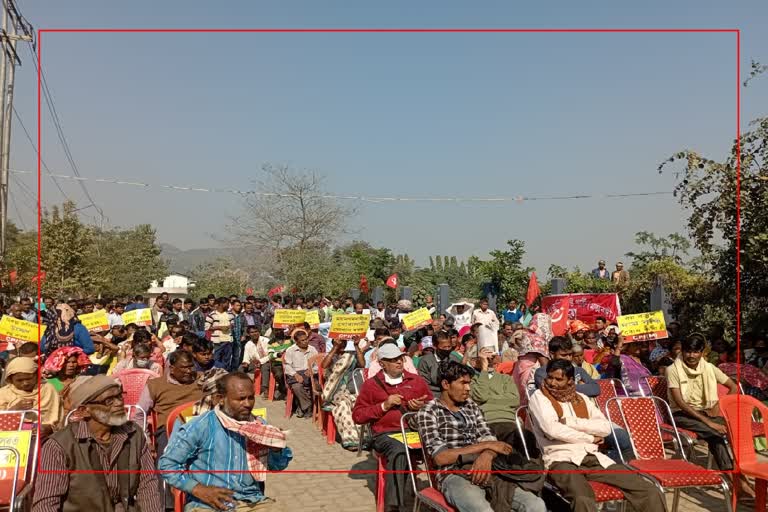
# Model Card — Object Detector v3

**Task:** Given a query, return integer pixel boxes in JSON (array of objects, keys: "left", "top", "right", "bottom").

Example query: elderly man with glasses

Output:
[{"left": 33, "top": 375, "right": 162, "bottom": 512}]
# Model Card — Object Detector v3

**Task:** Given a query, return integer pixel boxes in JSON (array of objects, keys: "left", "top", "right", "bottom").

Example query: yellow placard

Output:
[
  {"left": 121, "top": 308, "right": 153, "bottom": 327},
  {"left": 272, "top": 309, "right": 307, "bottom": 329},
  {"left": 0, "top": 431, "right": 31, "bottom": 469},
  {"left": 617, "top": 311, "right": 668, "bottom": 341},
  {"left": 402, "top": 308, "right": 433, "bottom": 331},
  {"left": 328, "top": 314, "right": 370, "bottom": 340},
  {"left": 388, "top": 431, "right": 421, "bottom": 448},
  {"left": 0, "top": 316, "right": 45, "bottom": 343},
  {"left": 79, "top": 310, "right": 109, "bottom": 332},
  {"left": 252, "top": 407, "right": 267, "bottom": 420},
  {"left": 304, "top": 310, "right": 320, "bottom": 329}
]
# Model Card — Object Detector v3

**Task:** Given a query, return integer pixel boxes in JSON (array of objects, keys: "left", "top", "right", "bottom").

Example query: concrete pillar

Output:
[
  {"left": 372, "top": 286, "right": 384, "bottom": 305},
  {"left": 401, "top": 286, "right": 412, "bottom": 301},
  {"left": 350, "top": 289, "right": 360, "bottom": 301},
  {"left": 437, "top": 284, "right": 450, "bottom": 316},
  {"left": 650, "top": 276, "right": 674, "bottom": 324},
  {"left": 550, "top": 278, "right": 567, "bottom": 295}
]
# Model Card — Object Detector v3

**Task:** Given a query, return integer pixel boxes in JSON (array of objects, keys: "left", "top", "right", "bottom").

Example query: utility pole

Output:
[{"left": 0, "top": 0, "right": 33, "bottom": 263}]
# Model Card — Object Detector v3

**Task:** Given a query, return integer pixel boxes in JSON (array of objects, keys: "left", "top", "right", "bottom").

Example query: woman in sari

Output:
[
  {"left": 40, "top": 303, "right": 94, "bottom": 357},
  {"left": 511, "top": 313, "right": 551, "bottom": 406},
  {"left": 608, "top": 340, "right": 653, "bottom": 396},
  {"left": 42, "top": 346, "right": 91, "bottom": 426}
]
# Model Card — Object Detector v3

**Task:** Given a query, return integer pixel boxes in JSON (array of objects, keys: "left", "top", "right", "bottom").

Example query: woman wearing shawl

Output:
[
  {"left": 40, "top": 303, "right": 94, "bottom": 357},
  {"left": 606, "top": 339, "right": 653, "bottom": 396},
  {"left": 0, "top": 357, "right": 62, "bottom": 435},
  {"left": 320, "top": 335, "right": 367, "bottom": 450},
  {"left": 511, "top": 313, "right": 551, "bottom": 406},
  {"left": 43, "top": 346, "right": 91, "bottom": 426}
]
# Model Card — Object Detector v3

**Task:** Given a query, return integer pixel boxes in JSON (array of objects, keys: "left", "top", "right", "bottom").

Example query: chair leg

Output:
[
  {"left": 757, "top": 478, "right": 767, "bottom": 512},
  {"left": 671, "top": 489, "right": 680, "bottom": 512},
  {"left": 357, "top": 425, "right": 365, "bottom": 457},
  {"left": 284, "top": 388, "right": 294, "bottom": 418},
  {"left": 376, "top": 456, "right": 386, "bottom": 512},
  {"left": 268, "top": 373, "right": 276, "bottom": 401},
  {"left": 412, "top": 497, "right": 421, "bottom": 512},
  {"left": 326, "top": 414, "right": 337, "bottom": 445}
]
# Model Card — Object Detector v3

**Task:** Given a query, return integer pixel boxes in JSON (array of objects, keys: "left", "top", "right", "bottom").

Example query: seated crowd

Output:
[{"left": 0, "top": 293, "right": 761, "bottom": 511}]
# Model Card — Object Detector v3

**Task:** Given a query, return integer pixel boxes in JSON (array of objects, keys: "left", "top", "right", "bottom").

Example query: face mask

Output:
[
  {"left": 436, "top": 349, "right": 453, "bottom": 360},
  {"left": 135, "top": 359, "right": 152, "bottom": 369}
]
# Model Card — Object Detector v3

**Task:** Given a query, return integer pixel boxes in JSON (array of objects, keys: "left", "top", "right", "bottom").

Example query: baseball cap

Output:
[{"left": 378, "top": 343, "right": 404, "bottom": 360}]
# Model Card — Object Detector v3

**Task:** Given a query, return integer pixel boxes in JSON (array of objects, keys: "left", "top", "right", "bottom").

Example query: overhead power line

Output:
[{"left": 10, "top": 168, "right": 674, "bottom": 204}]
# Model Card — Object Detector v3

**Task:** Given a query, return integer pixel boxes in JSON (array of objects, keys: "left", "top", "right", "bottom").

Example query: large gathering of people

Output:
[{"left": 0, "top": 282, "right": 762, "bottom": 511}]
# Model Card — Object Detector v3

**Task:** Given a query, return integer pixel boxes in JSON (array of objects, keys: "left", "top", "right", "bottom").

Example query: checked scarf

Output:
[{"left": 213, "top": 405, "right": 288, "bottom": 482}]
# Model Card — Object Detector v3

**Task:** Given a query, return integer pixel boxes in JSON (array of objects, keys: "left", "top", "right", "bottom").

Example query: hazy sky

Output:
[{"left": 7, "top": 0, "right": 768, "bottom": 275}]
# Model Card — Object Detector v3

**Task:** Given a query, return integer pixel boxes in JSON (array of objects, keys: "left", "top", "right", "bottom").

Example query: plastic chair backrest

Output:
[
  {"left": 412, "top": 412, "right": 443, "bottom": 489},
  {"left": 400, "top": 411, "right": 421, "bottom": 495},
  {"left": 515, "top": 405, "right": 530, "bottom": 460},
  {"left": 716, "top": 383, "right": 730, "bottom": 398},
  {"left": 610, "top": 396, "right": 670, "bottom": 461},
  {"left": 0, "top": 445, "right": 21, "bottom": 509},
  {"left": 351, "top": 368, "right": 365, "bottom": 395},
  {"left": 0, "top": 410, "right": 38, "bottom": 431},
  {"left": 595, "top": 379, "right": 626, "bottom": 427},
  {"left": 115, "top": 369, "right": 158, "bottom": 405},
  {"left": 719, "top": 394, "right": 767, "bottom": 469},
  {"left": 166, "top": 400, "right": 199, "bottom": 437}
]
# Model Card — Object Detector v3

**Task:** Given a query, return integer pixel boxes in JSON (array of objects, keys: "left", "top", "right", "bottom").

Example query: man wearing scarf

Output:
[
  {"left": 528, "top": 359, "right": 665, "bottom": 512},
  {"left": 159, "top": 372, "right": 292, "bottom": 511},
  {"left": 665, "top": 336, "right": 755, "bottom": 498},
  {"left": 33, "top": 375, "right": 162, "bottom": 511},
  {"left": 0, "top": 357, "right": 61, "bottom": 435}
]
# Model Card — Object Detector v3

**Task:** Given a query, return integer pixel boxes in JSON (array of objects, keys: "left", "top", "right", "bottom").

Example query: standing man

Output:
[
  {"left": 591, "top": 260, "right": 611, "bottom": 280},
  {"left": 424, "top": 295, "right": 437, "bottom": 318},
  {"left": 501, "top": 300, "right": 522, "bottom": 324},
  {"left": 611, "top": 262, "right": 630, "bottom": 286},
  {"left": 472, "top": 298, "right": 500, "bottom": 334},
  {"left": 205, "top": 297, "right": 235, "bottom": 370}
]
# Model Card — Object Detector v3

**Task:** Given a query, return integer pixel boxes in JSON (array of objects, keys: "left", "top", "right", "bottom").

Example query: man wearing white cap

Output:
[{"left": 33, "top": 375, "right": 161, "bottom": 512}]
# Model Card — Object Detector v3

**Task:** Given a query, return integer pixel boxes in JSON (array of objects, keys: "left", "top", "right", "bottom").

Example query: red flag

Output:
[
  {"left": 551, "top": 297, "right": 570, "bottom": 336},
  {"left": 30, "top": 271, "right": 46, "bottom": 284},
  {"left": 267, "top": 285, "right": 285, "bottom": 297},
  {"left": 359, "top": 275, "right": 369, "bottom": 294},
  {"left": 386, "top": 273, "right": 398, "bottom": 289},
  {"left": 8, "top": 270, "right": 17, "bottom": 286},
  {"left": 245, "top": 287, "right": 254, "bottom": 296},
  {"left": 525, "top": 272, "right": 540, "bottom": 306}
]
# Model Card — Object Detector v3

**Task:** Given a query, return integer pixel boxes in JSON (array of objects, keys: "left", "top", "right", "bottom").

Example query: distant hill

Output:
[{"left": 160, "top": 243, "right": 240, "bottom": 274}]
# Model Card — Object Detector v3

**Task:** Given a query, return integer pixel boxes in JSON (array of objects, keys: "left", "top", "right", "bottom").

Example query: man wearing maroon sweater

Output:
[{"left": 352, "top": 343, "right": 433, "bottom": 512}]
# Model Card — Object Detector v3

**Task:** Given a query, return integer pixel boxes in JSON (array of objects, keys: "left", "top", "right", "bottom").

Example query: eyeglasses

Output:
[{"left": 88, "top": 393, "right": 124, "bottom": 407}]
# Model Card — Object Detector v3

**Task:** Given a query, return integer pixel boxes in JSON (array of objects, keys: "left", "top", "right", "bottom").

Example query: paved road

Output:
[{"left": 257, "top": 397, "right": 753, "bottom": 512}]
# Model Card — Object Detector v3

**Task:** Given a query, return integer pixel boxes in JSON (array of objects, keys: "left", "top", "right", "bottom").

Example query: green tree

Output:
[
  {"left": 94, "top": 224, "right": 169, "bottom": 297},
  {"left": 40, "top": 201, "right": 100, "bottom": 297},
  {"left": 659, "top": 116, "right": 768, "bottom": 331},
  {"left": 476, "top": 240, "right": 533, "bottom": 305},
  {"left": 190, "top": 258, "right": 250, "bottom": 299},
  {"left": 543, "top": 265, "right": 614, "bottom": 294}
]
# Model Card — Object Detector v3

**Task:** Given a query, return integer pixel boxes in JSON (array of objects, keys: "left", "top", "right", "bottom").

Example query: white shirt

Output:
[
  {"left": 472, "top": 309, "right": 500, "bottom": 332},
  {"left": 528, "top": 389, "right": 615, "bottom": 469},
  {"left": 242, "top": 336, "right": 271, "bottom": 366},
  {"left": 108, "top": 312, "right": 124, "bottom": 328}
]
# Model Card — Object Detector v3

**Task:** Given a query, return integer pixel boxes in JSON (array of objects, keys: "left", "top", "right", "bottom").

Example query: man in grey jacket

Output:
[{"left": 417, "top": 331, "right": 463, "bottom": 397}]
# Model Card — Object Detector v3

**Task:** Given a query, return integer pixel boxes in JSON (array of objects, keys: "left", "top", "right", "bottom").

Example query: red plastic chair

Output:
[
  {"left": 719, "top": 394, "right": 768, "bottom": 510},
  {"left": 521, "top": 404, "right": 628, "bottom": 509},
  {"left": 642, "top": 375, "right": 700, "bottom": 456},
  {"left": 114, "top": 368, "right": 158, "bottom": 405},
  {"left": 0, "top": 410, "right": 37, "bottom": 432},
  {"left": 166, "top": 400, "right": 199, "bottom": 512},
  {"left": 607, "top": 396, "right": 733, "bottom": 512},
  {"left": 0, "top": 421, "right": 39, "bottom": 512},
  {"left": 316, "top": 363, "right": 336, "bottom": 444},
  {"left": 402, "top": 412, "right": 456, "bottom": 512},
  {"left": 282, "top": 354, "right": 295, "bottom": 418}
]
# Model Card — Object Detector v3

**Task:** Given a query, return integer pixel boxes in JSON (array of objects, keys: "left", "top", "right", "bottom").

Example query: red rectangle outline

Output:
[{"left": 32, "top": 28, "right": 742, "bottom": 482}]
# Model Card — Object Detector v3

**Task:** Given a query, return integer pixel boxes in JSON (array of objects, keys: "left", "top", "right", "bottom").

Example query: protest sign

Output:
[
  {"left": 121, "top": 308, "right": 153, "bottom": 327},
  {"left": 388, "top": 431, "right": 421, "bottom": 449},
  {"left": 0, "top": 316, "right": 45, "bottom": 351},
  {"left": 272, "top": 309, "right": 307, "bottom": 329},
  {"left": 329, "top": 314, "right": 369, "bottom": 340},
  {"left": 0, "top": 431, "right": 31, "bottom": 481},
  {"left": 304, "top": 310, "right": 320, "bottom": 329},
  {"left": 402, "top": 308, "right": 433, "bottom": 331},
  {"left": 617, "top": 311, "right": 668, "bottom": 342},
  {"left": 477, "top": 325, "right": 498, "bottom": 352},
  {"left": 79, "top": 310, "right": 110, "bottom": 332},
  {"left": 542, "top": 293, "right": 621, "bottom": 325}
]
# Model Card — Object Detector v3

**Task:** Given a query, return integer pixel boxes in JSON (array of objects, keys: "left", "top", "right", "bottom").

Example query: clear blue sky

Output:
[{"left": 7, "top": 0, "right": 768, "bottom": 275}]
